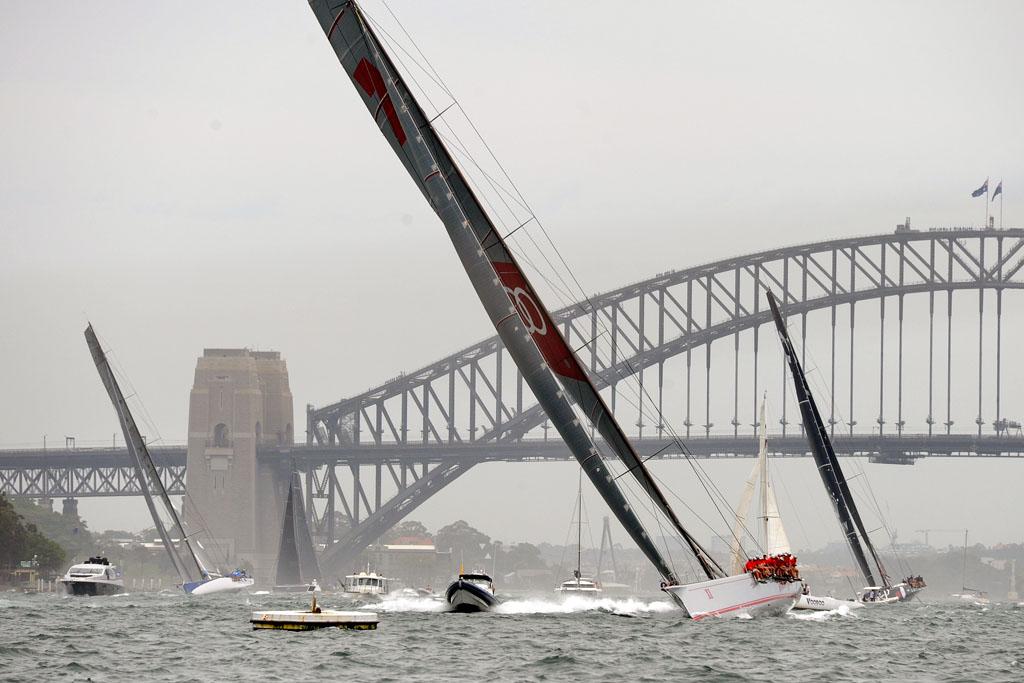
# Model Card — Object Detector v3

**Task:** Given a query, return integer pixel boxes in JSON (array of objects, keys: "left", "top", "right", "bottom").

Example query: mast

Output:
[
  {"left": 962, "top": 529, "right": 968, "bottom": 591},
  {"left": 84, "top": 324, "right": 204, "bottom": 584},
  {"left": 575, "top": 469, "right": 583, "bottom": 581},
  {"left": 766, "top": 293, "right": 887, "bottom": 587},
  {"left": 758, "top": 395, "right": 769, "bottom": 548},
  {"left": 308, "top": 0, "right": 722, "bottom": 582}
]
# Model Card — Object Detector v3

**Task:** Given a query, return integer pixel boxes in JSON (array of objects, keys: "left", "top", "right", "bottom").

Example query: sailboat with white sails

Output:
[
  {"left": 729, "top": 395, "right": 860, "bottom": 612},
  {"left": 85, "top": 325, "right": 254, "bottom": 596},
  {"left": 306, "top": 0, "right": 802, "bottom": 619},
  {"left": 766, "top": 292, "right": 925, "bottom": 606}
]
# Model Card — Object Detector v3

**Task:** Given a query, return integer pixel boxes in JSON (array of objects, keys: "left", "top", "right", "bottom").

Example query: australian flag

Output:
[
  {"left": 971, "top": 179, "right": 988, "bottom": 198},
  {"left": 992, "top": 181, "right": 1003, "bottom": 201}
]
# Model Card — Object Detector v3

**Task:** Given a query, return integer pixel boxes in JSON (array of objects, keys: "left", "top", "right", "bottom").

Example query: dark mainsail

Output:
[
  {"left": 306, "top": 0, "right": 722, "bottom": 583},
  {"left": 275, "top": 470, "right": 321, "bottom": 587},
  {"left": 766, "top": 292, "right": 888, "bottom": 587}
]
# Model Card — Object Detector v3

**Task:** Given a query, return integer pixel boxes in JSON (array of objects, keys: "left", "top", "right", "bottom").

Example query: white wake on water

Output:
[
  {"left": 495, "top": 596, "right": 674, "bottom": 615},
  {"left": 361, "top": 596, "right": 447, "bottom": 613},
  {"left": 788, "top": 603, "right": 857, "bottom": 621}
]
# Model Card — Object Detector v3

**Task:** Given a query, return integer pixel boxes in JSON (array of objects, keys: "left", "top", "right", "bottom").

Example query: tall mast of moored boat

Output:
[{"left": 307, "top": 0, "right": 723, "bottom": 583}]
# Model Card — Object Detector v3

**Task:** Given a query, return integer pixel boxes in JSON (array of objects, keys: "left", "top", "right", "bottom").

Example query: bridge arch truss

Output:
[{"left": 301, "top": 229, "right": 1024, "bottom": 566}]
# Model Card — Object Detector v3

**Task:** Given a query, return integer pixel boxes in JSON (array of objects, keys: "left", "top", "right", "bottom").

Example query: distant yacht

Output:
[
  {"left": 556, "top": 470, "right": 602, "bottom": 597},
  {"left": 446, "top": 572, "right": 500, "bottom": 612},
  {"left": 60, "top": 556, "right": 124, "bottom": 596},
  {"left": 273, "top": 470, "right": 322, "bottom": 594}
]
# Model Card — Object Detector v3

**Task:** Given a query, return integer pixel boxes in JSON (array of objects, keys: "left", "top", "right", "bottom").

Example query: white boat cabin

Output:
[{"left": 344, "top": 571, "right": 391, "bottom": 595}]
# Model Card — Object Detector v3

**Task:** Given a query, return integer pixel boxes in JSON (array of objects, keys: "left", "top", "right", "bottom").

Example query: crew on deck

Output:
[{"left": 744, "top": 553, "right": 800, "bottom": 583}]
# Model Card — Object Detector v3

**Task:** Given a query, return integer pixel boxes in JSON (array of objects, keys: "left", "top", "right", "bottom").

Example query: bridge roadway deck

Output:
[{"left": 1, "top": 433, "right": 1023, "bottom": 496}]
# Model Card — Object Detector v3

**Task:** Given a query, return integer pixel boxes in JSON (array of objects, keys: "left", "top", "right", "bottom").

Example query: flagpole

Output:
[
  {"left": 1000, "top": 189, "right": 1004, "bottom": 229},
  {"left": 985, "top": 181, "right": 990, "bottom": 229}
]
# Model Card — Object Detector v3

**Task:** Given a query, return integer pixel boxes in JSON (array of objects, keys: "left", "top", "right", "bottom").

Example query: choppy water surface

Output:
[{"left": 1, "top": 591, "right": 1020, "bottom": 681}]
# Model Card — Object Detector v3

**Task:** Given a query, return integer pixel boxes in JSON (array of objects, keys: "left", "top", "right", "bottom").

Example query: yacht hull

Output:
[
  {"left": 794, "top": 593, "right": 861, "bottom": 611},
  {"left": 859, "top": 582, "right": 924, "bottom": 605},
  {"left": 663, "top": 574, "right": 802, "bottom": 620},
  {"left": 445, "top": 579, "right": 500, "bottom": 613},
  {"left": 185, "top": 576, "right": 254, "bottom": 596}
]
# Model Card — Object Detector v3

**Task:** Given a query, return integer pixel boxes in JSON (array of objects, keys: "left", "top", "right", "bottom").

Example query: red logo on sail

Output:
[
  {"left": 492, "top": 261, "right": 585, "bottom": 381},
  {"left": 353, "top": 58, "right": 407, "bottom": 146}
]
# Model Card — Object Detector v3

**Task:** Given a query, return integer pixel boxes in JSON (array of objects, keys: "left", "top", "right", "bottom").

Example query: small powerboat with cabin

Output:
[
  {"left": 60, "top": 556, "right": 124, "bottom": 596},
  {"left": 446, "top": 572, "right": 500, "bottom": 612},
  {"left": 343, "top": 570, "right": 392, "bottom": 600}
]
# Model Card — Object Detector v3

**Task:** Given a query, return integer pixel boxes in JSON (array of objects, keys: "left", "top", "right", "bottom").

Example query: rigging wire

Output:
[{"left": 365, "top": 1, "right": 749, "bottom": 575}]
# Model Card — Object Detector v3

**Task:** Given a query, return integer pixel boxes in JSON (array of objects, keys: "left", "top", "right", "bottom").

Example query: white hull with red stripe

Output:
[{"left": 663, "top": 574, "right": 802, "bottom": 620}]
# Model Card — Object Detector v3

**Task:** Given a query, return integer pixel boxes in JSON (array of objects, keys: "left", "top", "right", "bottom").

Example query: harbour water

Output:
[{"left": 1, "top": 591, "right": 1021, "bottom": 681}]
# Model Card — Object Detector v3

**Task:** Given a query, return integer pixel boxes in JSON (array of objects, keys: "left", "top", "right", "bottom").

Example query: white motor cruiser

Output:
[{"left": 60, "top": 556, "right": 125, "bottom": 596}]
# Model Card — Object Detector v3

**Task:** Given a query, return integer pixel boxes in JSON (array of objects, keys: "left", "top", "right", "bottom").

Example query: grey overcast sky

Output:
[{"left": 2, "top": 2, "right": 1023, "bottom": 548}]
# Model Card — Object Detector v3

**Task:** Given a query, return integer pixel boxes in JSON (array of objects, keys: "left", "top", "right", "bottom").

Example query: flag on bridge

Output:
[
  {"left": 992, "top": 180, "right": 1003, "bottom": 201},
  {"left": 971, "top": 179, "right": 989, "bottom": 198}
]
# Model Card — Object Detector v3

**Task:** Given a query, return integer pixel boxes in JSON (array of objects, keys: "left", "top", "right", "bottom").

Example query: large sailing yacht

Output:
[
  {"left": 85, "top": 325, "right": 254, "bottom": 596},
  {"left": 273, "top": 470, "right": 322, "bottom": 593},
  {"left": 306, "top": 0, "right": 802, "bottom": 619},
  {"left": 766, "top": 292, "right": 925, "bottom": 605}
]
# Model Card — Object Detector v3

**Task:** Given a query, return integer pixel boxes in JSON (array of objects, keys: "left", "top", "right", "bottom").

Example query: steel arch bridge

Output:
[{"left": 305, "top": 227, "right": 1024, "bottom": 568}]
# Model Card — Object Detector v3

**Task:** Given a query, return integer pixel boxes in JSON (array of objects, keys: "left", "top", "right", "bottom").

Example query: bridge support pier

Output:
[{"left": 185, "top": 349, "right": 294, "bottom": 582}]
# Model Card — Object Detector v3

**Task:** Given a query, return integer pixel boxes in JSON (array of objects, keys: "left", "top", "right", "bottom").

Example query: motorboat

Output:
[
  {"left": 59, "top": 556, "right": 124, "bottom": 596},
  {"left": 343, "top": 570, "right": 392, "bottom": 599},
  {"left": 445, "top": 572, "right": 500, "bottom": 612}
]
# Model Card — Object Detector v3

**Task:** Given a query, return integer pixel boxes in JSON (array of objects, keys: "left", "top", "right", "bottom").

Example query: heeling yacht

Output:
[
  {"left": 307, "top": 0, "right": 801, "bottom": 621},
  {"left": 85, "top": 325, "right": 255, "bottom": 597},
  {"left": 766, "top": 292, "right": 924, "bottom": 607},
  {"left": 60, "top": 556, "right": 124, "bottom": 596}
]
